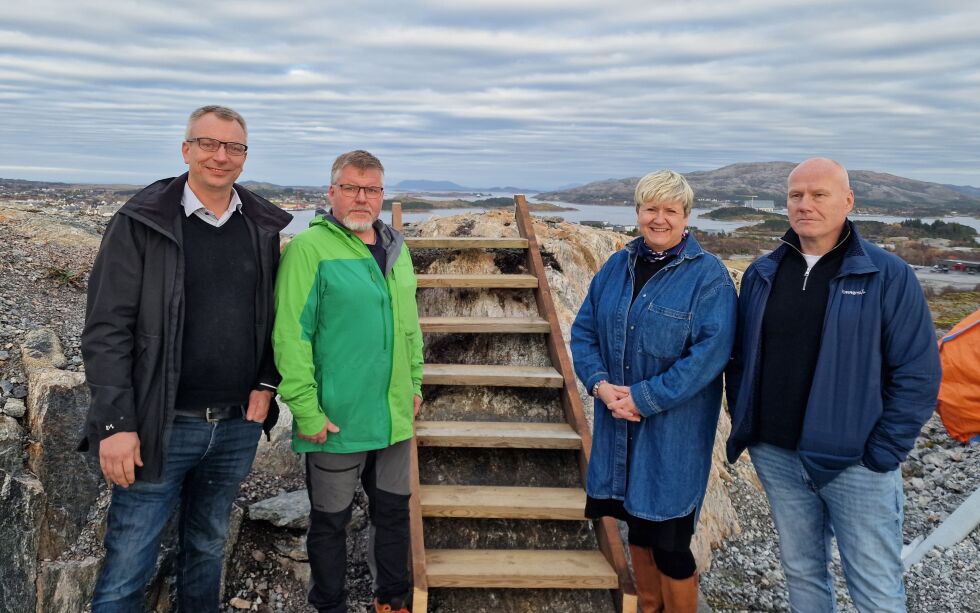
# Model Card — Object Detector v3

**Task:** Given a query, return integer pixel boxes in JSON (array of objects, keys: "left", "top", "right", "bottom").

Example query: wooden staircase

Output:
[{"left": 394, "top": 197, "right": 636, "bottom": 612}]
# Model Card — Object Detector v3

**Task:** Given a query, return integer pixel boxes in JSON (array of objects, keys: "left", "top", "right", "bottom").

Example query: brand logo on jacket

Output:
[{"left": 842, "top": 289, "right": 866, "bottom": 296}]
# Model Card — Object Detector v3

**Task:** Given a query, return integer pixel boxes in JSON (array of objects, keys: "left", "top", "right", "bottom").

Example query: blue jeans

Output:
[
  {"left": 92, "top": 416, "right": 262, "bottom": 613},
  {"left": 749, "top": 443, "right": 905, "bottom": 613}
]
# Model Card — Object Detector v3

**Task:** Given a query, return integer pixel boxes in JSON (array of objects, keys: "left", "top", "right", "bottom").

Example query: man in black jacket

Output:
[{"left": 81, "top": 105, "right": 291, "bottom": 612}]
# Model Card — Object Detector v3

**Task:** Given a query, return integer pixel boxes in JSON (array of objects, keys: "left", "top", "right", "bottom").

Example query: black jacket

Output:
[{"left": 80, "top": 173, "right": 292, "bottom": 482}]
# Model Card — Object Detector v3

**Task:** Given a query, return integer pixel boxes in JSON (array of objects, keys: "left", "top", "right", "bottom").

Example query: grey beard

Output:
[{"left": 342, "top": 213, "right": 376, "bottom": 233}]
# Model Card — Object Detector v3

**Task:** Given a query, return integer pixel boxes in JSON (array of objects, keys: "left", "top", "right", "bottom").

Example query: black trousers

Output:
[{"left": 305, "top": 440, "right": 412, "bottom": 613}]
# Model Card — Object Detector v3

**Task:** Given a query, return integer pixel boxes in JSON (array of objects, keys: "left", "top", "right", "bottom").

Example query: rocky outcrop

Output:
[
  {"left": 22, "top": 330, "right": 101, "bottom": 560},
  {"left": 0, "top": 415, "right": 24, "bottom": 474},
  {"left": 35, "top": 557, "right": 101, "bottom": 613},
  {"left": 0, "top": 470, "right": 45, "bottom": 613}
]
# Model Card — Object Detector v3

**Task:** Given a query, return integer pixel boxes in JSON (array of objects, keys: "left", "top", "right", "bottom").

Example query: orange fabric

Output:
[{"left": 937, "top": 309, "right": 980, "bottom": 443}]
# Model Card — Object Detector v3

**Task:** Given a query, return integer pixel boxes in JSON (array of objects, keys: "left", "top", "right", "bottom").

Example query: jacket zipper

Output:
[{"left": 779, "top": 229, "right": 851, "bottom": 291}]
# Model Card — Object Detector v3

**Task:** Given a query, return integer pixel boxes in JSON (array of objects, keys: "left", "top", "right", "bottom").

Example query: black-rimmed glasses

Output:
[
  {"left": 333, "top": 183, "right": 384, "bottom": 199},
  {"left": 185, "top": 137, "right": 248, "bottom": 156}
]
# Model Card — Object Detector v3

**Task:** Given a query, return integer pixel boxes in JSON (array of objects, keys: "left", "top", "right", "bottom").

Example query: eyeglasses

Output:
[
  {"left": 185, "top": 137, "right": 248, "bottom": 156},
  {"left": 333, "top": 183, "right": 384, "bottom": 199}
]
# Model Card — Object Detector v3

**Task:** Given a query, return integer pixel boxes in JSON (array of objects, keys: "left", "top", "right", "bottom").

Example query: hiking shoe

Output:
[{"left": 373, "top": 596, "right": 410, "bottom": 613}]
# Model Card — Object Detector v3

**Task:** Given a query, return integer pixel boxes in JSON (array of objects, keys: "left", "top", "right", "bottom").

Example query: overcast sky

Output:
[{"left": 2, "top": 0, "right": 978, "bottom": 189}]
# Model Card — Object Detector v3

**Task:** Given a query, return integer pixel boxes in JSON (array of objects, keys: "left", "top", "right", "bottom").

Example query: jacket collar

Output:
[
  {"left": 318, "top": 211, "right": 405, "bottom": 276},
  {"left": 755, "top": 219, "right": 877, "bottom": 281},
  {"left": 119, "top": 173, "right": 292, "bottom": 240}
]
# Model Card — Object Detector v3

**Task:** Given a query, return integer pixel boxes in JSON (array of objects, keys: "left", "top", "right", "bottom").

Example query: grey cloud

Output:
[{"left": 0, "top": 0, "right": 977, "bottom": 188}]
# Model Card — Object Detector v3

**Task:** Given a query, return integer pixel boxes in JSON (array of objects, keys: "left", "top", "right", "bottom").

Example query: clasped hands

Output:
[{"left": 595, "top": 382, "right": 642, "bottom": 422}]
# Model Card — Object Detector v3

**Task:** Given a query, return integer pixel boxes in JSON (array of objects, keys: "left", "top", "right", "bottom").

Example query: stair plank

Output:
[
  {"left": 407, "top": 237, "right": 529, "bottom": 249},
  {"left": 423, "top": 364, "right": 563, "bottom": 387},
  {"left": 419, "top": 316, "right": 550, "bottom": 333},
  {"left": 420, "top": 485, "right": 586, "bottom": 520},
  {"left": 415, "top": 421, "right": 580, "bottom": 449},
  {"left": 417, "top": 274, "right": 538, "bottom": 289},
  {"left": 426, "top": 550, "right": 618, "bottom": 589}
]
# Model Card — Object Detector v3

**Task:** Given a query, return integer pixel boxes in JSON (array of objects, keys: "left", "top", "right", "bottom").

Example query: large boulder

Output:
[
  {"left": 0, "top": 470, "right": 45, "bottom": 613},
  {"left": 22, "top": 331, "right": 102, "bottom": 560}
]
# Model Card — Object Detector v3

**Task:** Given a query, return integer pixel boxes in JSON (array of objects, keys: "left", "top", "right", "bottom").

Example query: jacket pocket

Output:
[{"left": 639, "top": 304, "right": 691, "bottom": 359}]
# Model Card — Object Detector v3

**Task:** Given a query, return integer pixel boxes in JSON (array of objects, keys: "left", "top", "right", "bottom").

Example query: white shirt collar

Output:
[{"left": 181, "top": 182, "right": 243, "bottom": 227}]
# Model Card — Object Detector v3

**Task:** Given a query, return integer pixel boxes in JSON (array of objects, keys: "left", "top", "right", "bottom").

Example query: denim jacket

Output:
[{"left": 571, "top": 234, "right": 737, "bottom": 521}]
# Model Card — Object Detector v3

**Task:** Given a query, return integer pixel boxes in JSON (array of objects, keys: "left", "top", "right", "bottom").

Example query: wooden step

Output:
[
  {"left": 415, "top": 421, "right": 581, "bottom": 449},
  {"left": 416, "top": 274, "right": 538, "bottom": 289},
  {"left": 407, "top": 237, "right": 529, "bottom": 249},
  {"left": 420, "top": 485, "right": 586, "bottom": 520},
  {"left": 426, "top": 549, "right": 619, "bottom": 589},
  {"left": 422, "top": 364, "right": 563, "bottom": 388},
  {"left": 419, "top": 316, "right": 550, "bottom": 333}
]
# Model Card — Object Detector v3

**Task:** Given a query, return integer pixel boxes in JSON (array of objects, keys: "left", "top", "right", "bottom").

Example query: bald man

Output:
[{"left": 725, "top": 158, "right": 940, "bottom": 612}]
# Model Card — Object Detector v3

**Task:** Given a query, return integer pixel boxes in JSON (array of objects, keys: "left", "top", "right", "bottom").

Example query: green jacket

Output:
[{"left": 273, "top": 214, "right": 423, "bottom": 454}]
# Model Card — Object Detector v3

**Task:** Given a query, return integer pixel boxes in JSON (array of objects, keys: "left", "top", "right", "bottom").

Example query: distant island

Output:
[
  {"left": 391, "top": 179, "right": 541, "bottom": 193},
  {"left": 700, "top": 206, "right": 784, "bottom": 221},
  {"left": 382, "top": 196, "right": 573, "bottom": 213}
]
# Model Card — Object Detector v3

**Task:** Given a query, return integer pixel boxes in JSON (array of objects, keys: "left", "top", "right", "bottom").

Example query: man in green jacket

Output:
[{"left": 273, "top": 150, "right": 423, "bottom": 613}]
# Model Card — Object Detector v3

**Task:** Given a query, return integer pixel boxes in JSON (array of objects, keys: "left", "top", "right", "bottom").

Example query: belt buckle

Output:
[{"left": 205, "top": 407, "right": 222, "bottom": 424}]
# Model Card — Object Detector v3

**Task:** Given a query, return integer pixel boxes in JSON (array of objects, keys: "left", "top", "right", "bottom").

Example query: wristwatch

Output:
[{"left": 591, "top": 380, "right": 606, "bottom": 397}]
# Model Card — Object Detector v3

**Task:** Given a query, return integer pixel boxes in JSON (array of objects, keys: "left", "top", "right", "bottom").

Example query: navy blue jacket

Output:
[{"left": 726, "top": 221, "right": 941, "bottom": 487}]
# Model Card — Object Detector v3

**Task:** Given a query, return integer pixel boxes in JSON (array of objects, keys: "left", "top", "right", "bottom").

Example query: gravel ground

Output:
[
  {"left": 702, "top": 415, "right": 980, "bottom": 612},
  {"left": 0, "top": 205, "right": 94, "bottom": 406}
]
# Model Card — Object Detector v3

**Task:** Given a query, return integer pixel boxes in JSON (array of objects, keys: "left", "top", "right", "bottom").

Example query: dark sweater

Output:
[
  {"left": 365, "top": 229, "right": 387, "bottom": 273},
  {"left": 631, "top": 256, "right": 672, "bottom": 303},
  {"left": 175, "top": 213, "right": 258, "bottom": 410},
  {"left": 755, "top": 228, "right": 851, "bottom": 449}
]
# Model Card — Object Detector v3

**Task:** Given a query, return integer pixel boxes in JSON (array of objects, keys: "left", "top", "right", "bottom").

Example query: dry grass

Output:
[{"left": 926, "top": 289, "right": 980, "bottom": 336}]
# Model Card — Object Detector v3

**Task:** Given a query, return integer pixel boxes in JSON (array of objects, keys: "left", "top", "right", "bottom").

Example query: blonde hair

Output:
[{"left": 634, "top": 169, "right": 693, "bottom": 215}]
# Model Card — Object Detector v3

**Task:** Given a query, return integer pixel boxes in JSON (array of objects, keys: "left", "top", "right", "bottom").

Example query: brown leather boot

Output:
[
  {"left": 661, "top": 571, "right": 699, "bottom": 613},
  {"left": 629, "top": 544, "right": 664, "bottom": 613}
]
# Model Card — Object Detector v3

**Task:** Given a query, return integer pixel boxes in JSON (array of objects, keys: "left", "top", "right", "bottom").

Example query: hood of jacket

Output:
[{"left": 311, "top": 211, "right": 405, "bottom": 276}]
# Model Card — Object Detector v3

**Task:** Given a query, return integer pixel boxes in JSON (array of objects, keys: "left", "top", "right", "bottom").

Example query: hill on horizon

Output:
[{"left": 536, "top": 162, "right": 980, "bottom": 215}]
